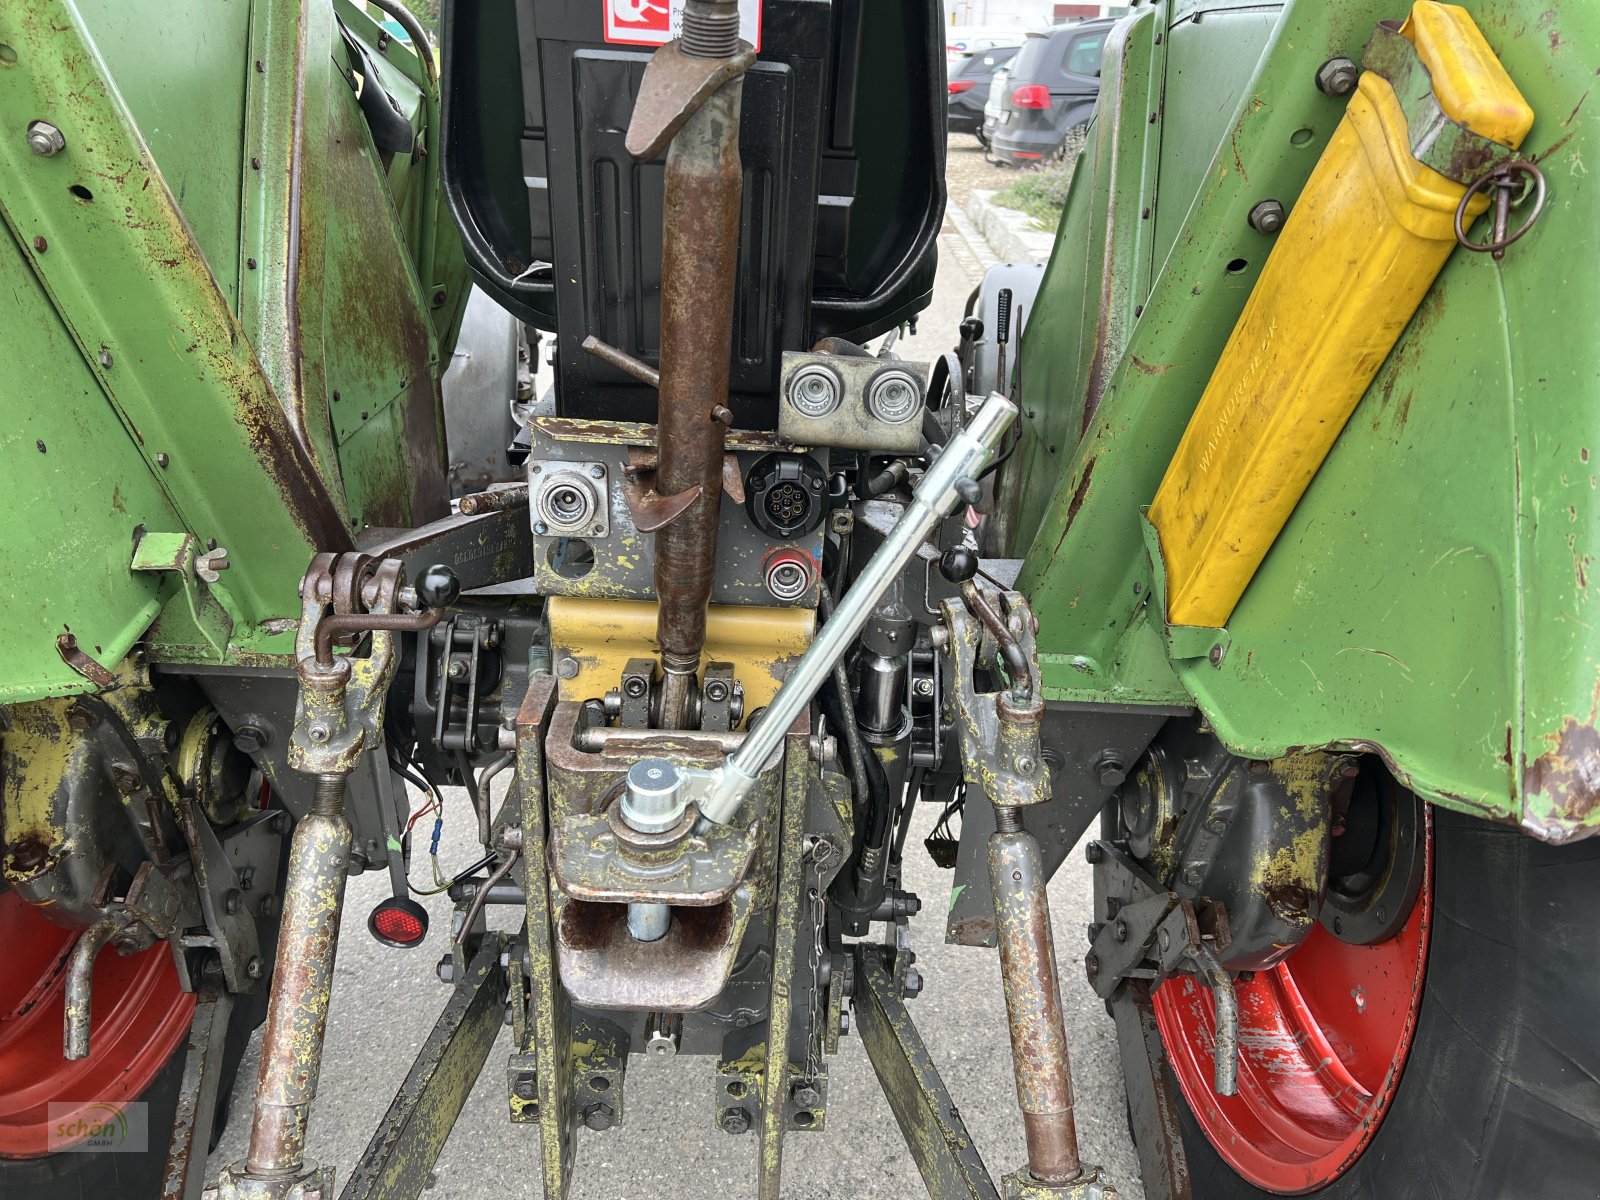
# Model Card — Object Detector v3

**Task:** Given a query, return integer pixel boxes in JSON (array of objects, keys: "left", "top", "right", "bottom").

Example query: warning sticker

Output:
[{"left": 603, "top": 0, "right": 763, "bottom": 52}]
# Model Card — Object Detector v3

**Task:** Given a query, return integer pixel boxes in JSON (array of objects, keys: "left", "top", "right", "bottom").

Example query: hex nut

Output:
[
  {"left": 581, "top": 1102, "right": 615, "bottom": 1131},
  {"left": 26, "top": 120, "right": 65, "bottom": 157},
  {"left": 1315, "top": 56, "right": 1359, "bottom": 96},
  {"left": 1248, "top": 199, "right": 1286, "bottom": 234},
  {"left": 719, "top": 1108, "right": 751, "bottom": 1135}
]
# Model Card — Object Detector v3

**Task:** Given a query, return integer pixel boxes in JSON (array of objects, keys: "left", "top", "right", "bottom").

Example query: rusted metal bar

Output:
[
  {"left": 314, "top": 608, "right": 443, "bottom": 667},
  {"left": 162, "top": 980, "right": 235, "bottom": 1200},
  {"left": 852, "top": 945, "right": 1001, "bottom": 1200},
  {"left": 62, "top": 912, "right": 131, "bottom": 1060},
  {"left": 1109, "top": 983, "right": 1193, "bottom": 1200},
  {"left": 244, "top": 773, "right": 352, "bottom": 1180},
  {"left": 989, "top": 810, "right": 1082, "bottom": 1185},
  {"left": 628, "top": 1, "right": 750, "bottom": 728},
  {"left": 457, "top": 483, "right": 531, "bottom": 516},
  {"left": 339, "top": 935, "right": 508, "bottom": 1200},
  {"left": 581, "top": 335, "right": 661, "bottom": 389}
]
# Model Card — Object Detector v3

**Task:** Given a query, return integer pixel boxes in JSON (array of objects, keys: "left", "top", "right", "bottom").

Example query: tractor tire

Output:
[
  {"left": 0, "top": 887, "right": 263, "bottom": 1200},
  {"left": 1131, "top": 806, "right": 1600, "bottom": 1199}
]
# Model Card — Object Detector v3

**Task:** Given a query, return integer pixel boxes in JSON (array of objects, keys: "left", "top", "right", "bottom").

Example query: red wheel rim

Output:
[
  {"left": 0, "top": 891, "right": 195, "bottom": 1157},
  {"left": 1153, "top": 808, "right": 1433, "bottom": 1194}
]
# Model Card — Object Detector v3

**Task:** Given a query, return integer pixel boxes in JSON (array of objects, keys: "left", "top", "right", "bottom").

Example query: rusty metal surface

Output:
[
  {"left": 623, "top": 38, "right": 756, "bottom": 161},
  {"left": 852, "top": 944, "right": 1002, "bottom": 1200},
  {"left": 989, "top": 829, "right": 1081, "bottom": 1185},
  {"left": 339, "top": 935, "right": 507, "bottom": 1200},
  {"left": 580, "top": 335, "right": 661, "bottom": 389},
  {"left": 630, "top": 43, "right": 748, "bottom": 725},
  {"left": 1109, "top": 983, "right": 1191, "bottom": 1200},
  {"left": 163, "top": 981, "right": 235, "bottom": 1200},
  {"left": 757, "top": 720, "right": 813, "bottom": 1199},
  {"left": 549, "top": 809, "right": 756, "bottom": 905},
  {"left": 360, "top": 506, "right": 533, "bottom": 595},
  {"left": 243, "top": 788, "right": 352, "bottom": 1179}
]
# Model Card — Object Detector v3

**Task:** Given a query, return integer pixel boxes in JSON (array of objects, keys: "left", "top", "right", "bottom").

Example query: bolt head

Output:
[
  {"left": 66, "top": 705, "right": 95, "bottom": 733},
  {"left": 225, "top": 888, "right": 243, "bottom": 915},
  {"left": 447, "top": 659, "right": 469, "bottom": 680},
  {"left": 514, "top": 1073, "right": 537, "bottom": 1100},
  {"left": 581, "top": 1102, "right": 615, "bottom": 1131},
  {"left": 1248, "top": 198, "right": 1286, "bottom": 234},
  {"left": 914, "top": 677, "right": 934, "bottom": 697},
  {"left": 26, "top": 120, "right": 65, "bottom": 156},
  {"left": 792, "top": 1084, "right": 822, "bottom": 1109},
  {"left": 245, "top": 956, "right": 263, "bottom": 980},
  {"left": 1183, "top": 865, "right": 1204, "bottom": 887},
  {"left": 719, "top": 1108, "right": 751, "bottom": 1135},
  {"left": 307, "top": 723, "right": 330, "bottom": 744},
  {"left": 1208, "top": 643, "right": 1226, "bottom": 667},
  {"left": 1084, "top": 841, "right": 1105, "bottom": 865},
  {"left": 1113, "top": 920, "right": 1128, "bottom": 943},
  {"left": 234, "top": 725, "right": 266, "bottom": 754},
  {"left": 556, "top": 658, "right": 580, "bottom": 680},
  {"left": 1316, "top": 56, "right": 1360, "bottom": 96}
]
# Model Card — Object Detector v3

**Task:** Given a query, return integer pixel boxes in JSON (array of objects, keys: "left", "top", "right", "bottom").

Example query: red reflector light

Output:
[
  {"left": 369, "top": 897, "right": 429, "bottom": 947},
  {"left": 948, "top": 79, "right": 977, "bottom": 94},
  {"left": 1013, "top": 152, "right": 1044, "bottom": 159},
  {"left": 1011, "top": 84, "right": 1051, "bottom": 109}
]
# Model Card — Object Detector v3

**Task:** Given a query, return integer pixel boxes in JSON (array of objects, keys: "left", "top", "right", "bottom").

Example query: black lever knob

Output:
[
  {"left": 959, "top": 317, "right": 984, "bottom": 344},
  {"left": 939, "top": 547, "right": 979, "bottom": 585},
  {"left": 416, "top": 564, "right": 460, "bottom": 608}
]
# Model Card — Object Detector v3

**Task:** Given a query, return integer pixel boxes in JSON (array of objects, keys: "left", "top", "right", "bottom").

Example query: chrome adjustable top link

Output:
[{"left": 683, "top": 391, "right": 1019, "bottom": 827}]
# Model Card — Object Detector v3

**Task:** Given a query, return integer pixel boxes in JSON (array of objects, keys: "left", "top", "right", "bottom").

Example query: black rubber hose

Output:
[{"left": 818, "top": 584, "right": 889, "bottom": 855}]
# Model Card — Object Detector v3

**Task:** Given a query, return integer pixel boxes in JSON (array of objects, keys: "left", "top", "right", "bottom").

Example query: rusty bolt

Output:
[
  {"left": 26, "top": 120, "right": 65, "bottom": 157},
  {"left": 66, "top": 704, "right": 95, "bottom": 733},
  {"left": 1084, "top": 841, "right": 1105, "bottom": 865},
  {"left": 719, "top": 1109, "right": 751, "bottom": 1135},
  {"left": 792, "top": 1084, "right": 822, "bottom": 1110},
  {"left": 33, "top": 236, "right": 47, "bottom": 253},
  {"left": 1248, "top": 199, "right": 1286, "bottom": 234},
  {"left": 113, "top": 764, "right": 142, "bottom": 794},
  {"left": 233, "top": 725, "right": 266, "bottom": 754},
  {"left": 257, "top": 895, "right": 277, "bottom": 918},
  {"left": 1281, "top": 885, "right": 1310, "bottom": 912},
  {"left": 7, "top": 837, "right": 49, "bottom": 875},
  {"left": 225, "top": 888, "right": 243, "bottom": 915},
  {"left": 1315, "top": 56, "right": 1359, "bottom": 96},
  {"left": 582, "top": 1102, "right": 615, "bottom": 1131},
  {"left": 245, "top": 956, "right": 263, "bottom": 980}
]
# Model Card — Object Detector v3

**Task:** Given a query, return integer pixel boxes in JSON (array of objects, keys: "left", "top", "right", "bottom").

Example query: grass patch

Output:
[{"left": 991, "top": 129, "right": 1086, "bottom": 228}]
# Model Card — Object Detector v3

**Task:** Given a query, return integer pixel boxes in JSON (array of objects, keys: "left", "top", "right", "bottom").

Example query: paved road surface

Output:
[{"left": 209, "top": 217, "right": 1146, "bottom": 1200}]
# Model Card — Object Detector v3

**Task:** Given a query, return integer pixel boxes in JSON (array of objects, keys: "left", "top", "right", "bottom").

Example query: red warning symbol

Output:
[{"left": 603, "top": 0, "right": 762, "bottom": 51}]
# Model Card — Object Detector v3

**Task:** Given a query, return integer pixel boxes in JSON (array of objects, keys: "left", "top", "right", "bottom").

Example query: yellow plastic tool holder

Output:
[{"left": 1149, "top": 2, "right": 1533, "bottom": 631}]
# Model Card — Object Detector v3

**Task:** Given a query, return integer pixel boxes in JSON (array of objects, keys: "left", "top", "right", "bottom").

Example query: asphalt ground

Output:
[{"left": 209, "top": 170, "right": 1146, "bottom": 1199}]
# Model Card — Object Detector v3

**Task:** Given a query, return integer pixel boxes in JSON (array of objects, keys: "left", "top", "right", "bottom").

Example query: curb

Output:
[{"left": 965, "top": 188, "right": 1056, "bottom": 265}]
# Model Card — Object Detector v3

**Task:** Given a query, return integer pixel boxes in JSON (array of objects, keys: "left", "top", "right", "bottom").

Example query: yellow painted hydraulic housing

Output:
[
  {"left": 1150, "top": 2, "right": 1533, "bottom": 629},
  {"left": 546, "top": 596, "right": 814, "bottom": 714}
]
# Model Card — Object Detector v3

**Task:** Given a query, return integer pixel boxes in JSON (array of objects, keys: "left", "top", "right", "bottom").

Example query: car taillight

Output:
[
  {"left": 948, "top": 79, "right": 977, "bottom": 94},
  {"left": 1011, "top": 84, "right": 1051, "bottom": 109}
]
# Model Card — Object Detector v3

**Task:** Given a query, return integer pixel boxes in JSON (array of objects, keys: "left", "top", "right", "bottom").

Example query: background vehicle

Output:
[
  {"left": 948, "top": 44, "right": 1019, "bottom": 144},
  {"left": 990, "top": 18, "right": 1112, "bottom": 164},
  {"left": 2, "top": 1, "right": 1596, "bottom": 1199}
]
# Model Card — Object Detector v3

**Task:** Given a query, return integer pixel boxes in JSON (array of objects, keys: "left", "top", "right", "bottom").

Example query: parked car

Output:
[
  {"left": 980, "top": 62, "right": 1011, "bottom": 149},
  {"left": 948, "top": 44, "right": 1019, "bottom": 145},
  {"left": 990, "top": 18, "right": 1114, "bottom": 166}
]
